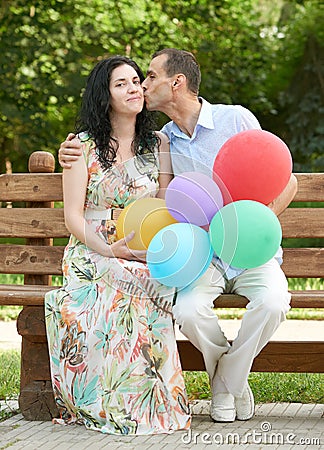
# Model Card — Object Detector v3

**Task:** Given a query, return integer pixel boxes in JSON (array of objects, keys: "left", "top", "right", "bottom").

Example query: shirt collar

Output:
[
  {"left": 196, "top": 97, "right": 215, "bottom": 130},
  {"left": 169, "top": 97, "right": 215, "bottom": 138}
]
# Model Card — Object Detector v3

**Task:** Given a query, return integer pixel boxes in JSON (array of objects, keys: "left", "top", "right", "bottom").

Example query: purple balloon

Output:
[{"left": 165, "top": 172, "right": 224, "bottom": 226}]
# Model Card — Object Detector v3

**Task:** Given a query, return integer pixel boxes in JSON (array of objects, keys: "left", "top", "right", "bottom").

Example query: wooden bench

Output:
[{"left": 0, "top": 151, "right": 323, "bottom": 421}]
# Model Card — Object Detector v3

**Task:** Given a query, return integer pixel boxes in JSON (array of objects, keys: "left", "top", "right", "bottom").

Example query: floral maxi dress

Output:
[{"left": 45, "top": 137, "right": 191, "bottom": 435}]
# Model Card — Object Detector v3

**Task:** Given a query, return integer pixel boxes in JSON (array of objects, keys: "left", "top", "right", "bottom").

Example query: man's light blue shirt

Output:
[{"left": 161, "top": 98, "right": 283, "bottom": 279}]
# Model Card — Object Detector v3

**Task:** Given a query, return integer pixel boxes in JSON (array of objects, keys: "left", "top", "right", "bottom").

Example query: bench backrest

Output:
[{"left": 0, "top": 153, "right": 323, "bottom": 289}]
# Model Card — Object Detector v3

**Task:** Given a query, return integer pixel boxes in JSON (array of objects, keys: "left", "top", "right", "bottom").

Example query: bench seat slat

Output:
[
  {"left": 214, "top": 291, "right": 324, "bottom": 308},
  {"left": 1, "top": 208, "right": 323, "bottom": 239},
  {"left": 0, "top": 172, "right": 323, "bottom": 203},
  {"left": 0, "top": 245, "right": 322, "bottom": 277},
  {"left": 293, "top": 173, "right": 324, "bottom": 202},
  {"left": 0, "top": 208, "right": 68, "bottom": 238},
  {"left": 0, "top": 245, "right": 65, "bottom": 274},
  {"left": 178, "top": 340, "right": 324, "bottom": 372},
  {"left": 0, "top": 285, "right": 59, "bottom": 305},
  {"left": 0, "top": 285, "right": 323, "bottom": 308},
  {"left": 280, "top": 208, "right": 324, "bottom": 238},
  {"left": 0, "top": 173, "right": 63, "bottom": 202},
  {"left": 281, "top": 248, "right": 324, "bottom": 277},
  {"left": 9, "top": 337, "right": 324, "bottom": 374}
]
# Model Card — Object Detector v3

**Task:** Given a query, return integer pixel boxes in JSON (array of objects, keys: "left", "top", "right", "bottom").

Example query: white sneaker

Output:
[
  {"left": 210, "top": 392, "right": 236, "bottom": 422},
  {"left": 235, "top": 384, "right": 255, "bottom": 420}
]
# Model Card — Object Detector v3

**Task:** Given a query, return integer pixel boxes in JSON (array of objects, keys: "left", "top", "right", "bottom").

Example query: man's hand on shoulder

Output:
[{"left": 58, "top": 133, "right": 83, "bottom": 169}]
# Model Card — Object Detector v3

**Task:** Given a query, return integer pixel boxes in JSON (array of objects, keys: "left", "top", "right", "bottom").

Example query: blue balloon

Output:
[{"left": 147, "top": 223, "right": 213, "bottom": 288}]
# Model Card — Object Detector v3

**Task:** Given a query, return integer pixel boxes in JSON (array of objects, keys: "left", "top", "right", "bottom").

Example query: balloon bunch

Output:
[
  {"left": 115, "top": 173, "right": 218, "bottom": 288},
  {"left": 210, "top": 129, "right": 292, "bottom": 271},
  {"left": 147, "top": 172, "right": 221, "bottom": 287},
  {"left": 117, "top": 129, "right": 292, "bottom": 288}
]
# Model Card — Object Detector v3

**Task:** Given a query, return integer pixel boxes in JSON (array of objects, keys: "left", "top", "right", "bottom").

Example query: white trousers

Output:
[{"left": 172, "top": 259, "right": 291, "bottom": 396}]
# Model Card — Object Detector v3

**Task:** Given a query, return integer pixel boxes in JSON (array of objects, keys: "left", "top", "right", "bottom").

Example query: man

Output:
[{"left": 59, "top": 48, "right": 298, "bottom": 423}]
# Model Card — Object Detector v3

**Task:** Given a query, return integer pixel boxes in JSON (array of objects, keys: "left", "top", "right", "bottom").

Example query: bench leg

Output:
[{"left": 17, "top": 305, "right": 58, "bottom": 420}]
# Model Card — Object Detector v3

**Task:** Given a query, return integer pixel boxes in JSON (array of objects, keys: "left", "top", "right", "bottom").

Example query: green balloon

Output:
[{"left": 209, "top": 200, "right": 282, "bottom": 269}]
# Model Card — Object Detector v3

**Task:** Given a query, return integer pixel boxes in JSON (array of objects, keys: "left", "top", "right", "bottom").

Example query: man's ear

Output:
[{"left": 172, "top": 74, "right": 185, "bottom": 88}]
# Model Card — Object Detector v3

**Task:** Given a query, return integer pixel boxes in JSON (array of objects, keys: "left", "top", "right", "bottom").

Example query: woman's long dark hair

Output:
[{"left": 75, "top": 56, "right": 158, "bottom": 170}]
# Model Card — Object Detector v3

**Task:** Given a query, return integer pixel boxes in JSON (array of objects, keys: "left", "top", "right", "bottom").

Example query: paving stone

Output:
[{"left": 0, "top": 402, "right": 323, "bottom": 449}]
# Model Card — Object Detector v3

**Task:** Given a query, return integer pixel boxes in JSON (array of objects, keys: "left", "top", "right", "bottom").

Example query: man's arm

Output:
[
  {"left": 58, "top": 133, "right": 83, "bottom": 169},
  {"left": 267, "top": 174, "right": 298, "bottom": 216}
]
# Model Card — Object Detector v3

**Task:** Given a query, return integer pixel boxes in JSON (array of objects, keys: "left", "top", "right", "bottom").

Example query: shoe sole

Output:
[{"left": 210, "top": 415, "right": 235, "bottom": 423}]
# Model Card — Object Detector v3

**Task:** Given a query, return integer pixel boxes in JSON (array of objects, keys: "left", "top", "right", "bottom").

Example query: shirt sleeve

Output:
[
  {"left": 160, "top": 121, "right": 172, "bottom": 138},
  {"left": 235, "top": 105, "right": 262, "bottom": 131}
]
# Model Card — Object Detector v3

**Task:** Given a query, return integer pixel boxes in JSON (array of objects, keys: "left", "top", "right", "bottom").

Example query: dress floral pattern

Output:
[{"left": 45, "top": 135, "right": 191, "bottom": 435}]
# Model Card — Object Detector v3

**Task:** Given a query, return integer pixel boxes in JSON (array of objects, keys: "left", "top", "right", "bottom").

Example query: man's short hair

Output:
[{"left": 152, "top": 48, "right": 201, "bottom": 94}]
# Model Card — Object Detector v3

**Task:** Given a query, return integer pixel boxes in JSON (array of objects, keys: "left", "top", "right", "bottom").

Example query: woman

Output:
[{"left": 45, "top": 56, "right": 191, "bottom": 435}]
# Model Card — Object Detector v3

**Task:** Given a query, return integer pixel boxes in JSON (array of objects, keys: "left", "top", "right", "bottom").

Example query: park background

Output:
[{"left": 0, "top": 0, "right": 323, "bottom": 175}]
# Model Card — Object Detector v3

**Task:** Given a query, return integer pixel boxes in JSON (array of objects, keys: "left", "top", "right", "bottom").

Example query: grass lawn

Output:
[
  {"left": 0, "top": 350, "right": 20, "bottom": 421},
  {"left": 184, "top": 371, "right": 324, "bottom": 404}
]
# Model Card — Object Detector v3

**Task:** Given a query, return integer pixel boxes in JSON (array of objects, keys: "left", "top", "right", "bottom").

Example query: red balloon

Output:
[{"left": 213, "top": 129, "right": 292, "bottom": 205}]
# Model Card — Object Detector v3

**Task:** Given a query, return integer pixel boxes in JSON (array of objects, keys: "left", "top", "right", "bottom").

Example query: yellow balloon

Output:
[
  {"left": 141, "top": 202, "right": 178, "bottom": 248},
  {"left": 116, "top": 198, "right": 177, "bottom": 250}
]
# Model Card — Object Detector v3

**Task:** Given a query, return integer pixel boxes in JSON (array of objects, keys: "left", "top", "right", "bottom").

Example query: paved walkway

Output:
[
  {"left": 0, "top": 402, "right": 323, "bottom": 449},
  {"left": 2, "top": 319, "right": 324, "bottom": 350},
  {"left": 1, "top": 320, "right": 323, "bottom": 448}
]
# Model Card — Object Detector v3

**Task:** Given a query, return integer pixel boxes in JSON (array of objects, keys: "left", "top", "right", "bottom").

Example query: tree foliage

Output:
[
  {"left": 0, "top": 0, "right": 322, "bottom": 173},
  {"left": 261, "top": 0, "right": 323, "bottom": 172}
]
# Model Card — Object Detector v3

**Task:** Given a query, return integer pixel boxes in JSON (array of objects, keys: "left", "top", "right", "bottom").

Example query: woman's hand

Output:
[{"left": 109, "top": 231, "right": 147, "bottom": 262}]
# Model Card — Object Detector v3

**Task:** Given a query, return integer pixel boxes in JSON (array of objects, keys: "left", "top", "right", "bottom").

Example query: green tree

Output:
[
  {"left": 0, "top": 0, "right": 322, "bottom": 173},
  {"left": 260, "top": 0, "right": 324, "bottom": 171},
  {"left": 0, "top": 0, "right": 187, "bottom": 172},
  {"left": 0, "top": 1, "right": 94, "bottom": 172}
]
